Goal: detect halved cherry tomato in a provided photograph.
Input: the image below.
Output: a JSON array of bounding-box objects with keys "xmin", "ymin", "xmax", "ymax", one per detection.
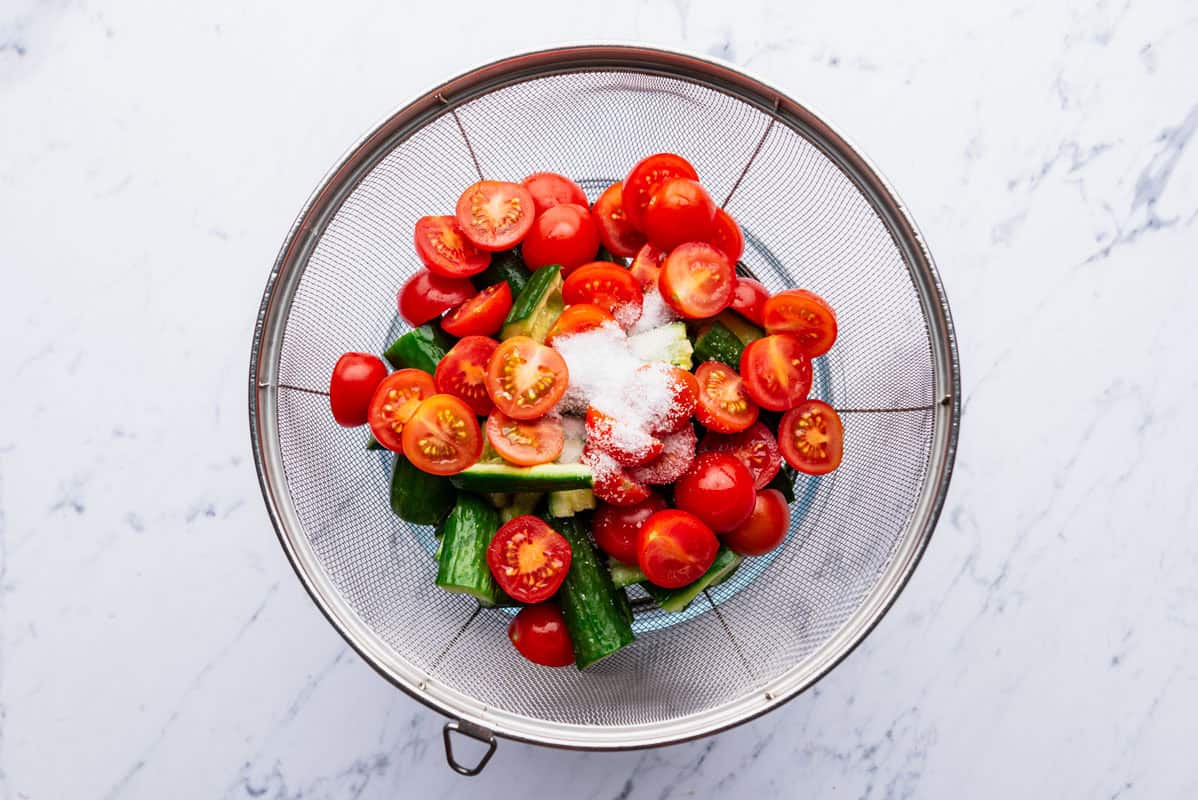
[
  {"xmin": 762, "ymin": 289, "xmax": 838, "ymax": 357},
  {"xmin": 729, "ymin": 277, "xmax": 769, "ymax": 326},
  {"xmin": 366, "ymin": 369, "xmax": 436, "ymax": 452},
  {"xmin": 545, "ymin": 303, "xmax": 617, "ymax": 345},
  {"xmin": 637, "ymin": 364, "xmax": 698, "ymax": 435},
  {"xmin": 455, "ymin": 180, "xmax": 536, "ymax": 251},
  {"xmin": 722, "ymin": 489, "xmax": 790, "ymax": 556},
  {"xmin": 740, "ymin": 334, "xmax": 813, "ymax": 411},
  {"xmin": 694, "ymin": 361, "xmax": 758, "ymax": 433},
  {"xmin": 622, "ymin": 153, "xmax": 699, "ymax": 231},
  {"xmin": 708, "ymin": 208, "xmax": 744, "ymax": 263},
  {"xmin": 582, "ymin": 446, "xmax": 652, "ymax": 507},
  {"xmin": 629, "ymin": 424, "xmax": 697, "ymax": 485},
  {"xmin": 508, "ymin": 603, "xmax": 575, "ymax": 667},
  {"xmin": 329, "ymin": 352, "xmax": 388, "ymax": 427},
  {"xmin": 487, "ymin": 515, "xmax": 572, "ymax": 603},
  {"xmin": 434, "ymin": 336, "xmax": 499, "ymax": 416},
  {"xmin": 398, "ymin": 271, "xmax": 476, "ymax": 326},
  {"xmin": 698, "ymin": 421, "xmax": 782, "ymax": 490},
  {"xmin": 778, "ymin": 399, "xmax": 843, "ymax": 475},
  {"xmin": 591, "ymin": 181, "xmax": 647, "ymax": 258},
  {"xmin": 659, "ymin": 242, "xmax": 735, "ymax": 319},
  {"xmin": 585, "ymin": 407, "xmax": 663, "ymax": 467},
  {"xmin": 637, "ymin": 509, "xmax": 719, "ymax": 589},
  {"xmin": 486, "ymin": 410, "xmax": 564, "ymax": 467},
  {"xmin": 593, "ymin": 491, "xmax": 668, "ymax": 565},
  {"xmin": 485, "ymin": 336, "xmax": 569, "ymax": 420},
  {"xmin": 562, "ymin": 262, "xmax": 642, "ymax": 325},
  {"xmin": 629, "ymin": 243, "xmax": 666, "ymax": 291},
  {"xmin": 674, "ymin": 452, "xmax": 756, "ymax": 533},
  {"xmin": 400, "ymin": 393, "xmax": 483, "ymax": 475},
  {"xmin": 413, "ymin": 215, "xmax": 491, "ymax": 278},
  {"xmin": 441, "ymin": 281, "xmax": 512, "ymax": 338},
  {"xmin": 520, "ymin": 203, "xmax": 600, "ymax": 273},
  {"xmin": 642, "ymin": 178, "xmax": 716, "ymax": 251},
  {"xmin": 522, "ymin": 172, "xmax": 588, "ymax": 216}
]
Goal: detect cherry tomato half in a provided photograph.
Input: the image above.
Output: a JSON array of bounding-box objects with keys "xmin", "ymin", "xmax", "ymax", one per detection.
[
  {"xmin": 643, "ymin": 178, "xmax": 716, "ymax": 251},
  {"xmin": 562, "ymin": 262, "xmax": 643, "ymax": 325},
  {"xmin": 413, "ymin": 215, "xmax": 490, "ymax": 278},
  {"xmin": 400, "ymin": 393, "xmax": 483, "ymax": 475},
  {"xmin": 722, "ymin": 489, "xmax": 790, "ymax": 556},
  {"xmin": 591, "ymin": 181, "xmax": 647, "ymax": 258},
  {"xmin": 455, "ymin": 180, "xmax": 536, "ymax": 251},
  {"xmin": 582, "ymin": 446, "xmax": 652, "ymax": 507},
  {"xmin": 398, "ymin": 271, "xmax": 477, "ymax": 327},
  {"xmin": 441, "ymin": 281, "xmax": 512, "ymax": 338},
  {"xmin": 622, "ymin": 153, "xmax": 699, "ymax": 231},
  {"xmin": 673, "ymin": 452, "xmax": 757, "ymax": 533},
  {"xmin": 740, "ymin": 334, "xmax": 813, "ymax": 411},
  {"xmin": 629, "ymin": 243, "xmax": 667, "ymax": 291},
  {"xmin": 629, "ymin": 424, "xmax": 697, "ymax": 485},
  {"xmin": 593, "ymin": 491, "xmax": 668, "ymax": 565},
  {"xmin": 329, "ymin": 352, "xmax": 388, "ymax": 427},
  {"xmin": 487, "ymin": 515, "xmax": 572, "ymax": 604},
  {"xmin": 637, "ymin": 364, "xmax": 699, "ymax": 435},
  {"xmin": 585, "ymin": 406, "xmax": 664, "ymax": 467},
  {"xmin": 522, "ymin": 172, "xmax": 588, "ymax": 216},
  {"xmin": 659, "ymin": 242, "xmax": 735, "ymax": 319},
  {"xmin": 545, "ymin": 303, "xmax": 617, "ymax": 345},
  {"xmin": 434, "ymin": 335, "xmax": 499, "ymax": 416},
  {"xmin": 729, "ymin": 278, "xmax": 769, "ymax": 326},
  {"xmin": 366, "ymin": 369, "xmax": 436, "ymax": 452},
  {"xmin": 708, "ymin": 208, "xmax": 745, "ymax": 263},
  {"xmin": 778, "ymin": 399, "xmax": 844, "ymax": 475},
  {"xmin": 520, "ymin": 203, "xmax": 600, "ymax": 273},
  {"xmin": 762, "ymin": 289, "xmax": 838, "ymax": 357},
  {"xmin": 694, "ymin": 361, "xmax": 759, "ymax": 433},
  {"xmin": 698, "ymin": 421, "xmax": 782, "ymax": 490},
  {"xmin": 637, "ymin": 509, "xmax": 719, "ymax": 589},
  {"xmin": 485, "ymin": 336, "xmax": 569, "ymax": 420},
  {"xmin": 508, "ymin": 603, "xmax": 575, "ymax": 667},
  {"xmin": 486, "ymin": 410, "xmax": 564, "ymax": 467}
]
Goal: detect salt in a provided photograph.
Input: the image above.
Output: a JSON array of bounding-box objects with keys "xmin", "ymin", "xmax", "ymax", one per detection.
[{"xmin": 629, "ymin": 286, "xmax": 678, "ymax": 334}]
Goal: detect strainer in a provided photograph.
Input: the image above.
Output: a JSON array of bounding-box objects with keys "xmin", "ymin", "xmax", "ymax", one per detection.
[{"xmin": 248, "ymin": 45, "xmax": 960, "ymax": 775}]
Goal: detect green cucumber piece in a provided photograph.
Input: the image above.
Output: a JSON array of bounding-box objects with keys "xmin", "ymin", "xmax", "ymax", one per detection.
[
  {"xmin": 449, "ymin": 462, "xmax": 592, "ymax": 493},
  {"xmin": 389, "ymin": 454, "xmax": 456, "ymax": 525},
  {"xmin": 643, "ymin": 547, "xmax": 743, "ymax": 612},
  {"xmin": 436, "ymin": 493, "xmax": 503, "ymax": 605},
  {"xmin": 384, "ymin": 322, "xmax": 455, "ymax": 373},
  {"xmin": 595, "ymin": 244, "xmax": 628, "ymax": 266},
  {"xmin": 692, "ymin": 321, "xmax": 746, "ymax": 369},
  {"xmin": 607, "ymin": 559, "xmax": 646, "ymax": 589},
  {"xmin": 715, "ymin": 311, "xmax": 764, "ymax": 345},
  {"xmin": 767, "ymin": 464, "xmax": 797, "ymax": 504},
  {"xmin": 501, "ymin": 264, "xmax": 563, "ymax": 342},
  {"xmin": 546, "ymin": 488, "xmax": 596, "ymax": 517},
  {"xmin": 627, "ymin": 321, "xmax": 693, "ymax": 369},
  {"xmin": 550, "ymin": 515, "xmax": 635, "ymax": 668},
  {"xmin": 472, "ymin": 248, "xmax": 530, "ymax": 296},
  {"xmin": 366, "ymin": 435, "xmax": 384, "ymax": 451},
  {"xmin": 500, "ymin": 492, "xmax": 542, "ymax": 523},
  {"xmin": 613, "ymin": 584, "xmax": 634, "ymax": 625}
]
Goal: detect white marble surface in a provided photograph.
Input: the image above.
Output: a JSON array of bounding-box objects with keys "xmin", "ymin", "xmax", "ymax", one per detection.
[{"xmin": 3, "ymin": 0, "xmax": 1197, "ymax": 797}]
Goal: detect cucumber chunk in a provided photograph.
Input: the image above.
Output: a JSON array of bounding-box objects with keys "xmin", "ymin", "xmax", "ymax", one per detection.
[
  {"xmin": 389, "ymin": 454, "xmax": 455, "ymax": 525},
  {"xmin": 436, "ymin": 493, "xmax": 503, "ymax": 605},
  {"xmin": 692, "ymin": 320, "xmax": 745, "ymax": 369},
  {"xmin": 471, "ymin": 248, "xmax": 530, "ymax": 296},
  {"xmin": 628, "ymin": 321, "xmax": 693, "ymax": 369},
  {"xmin": 547, "ymin": 488, "xmax": 596, "ymax": 517},
  {"xmin": 384, "ymin": 322, "xmax": 455, "ymax": 374},
  {"xmin": 607, "ymin": 559, "xmax": 647, "ymax": 589},
  {"xmin": 643, "ymin": 547, "xmax": 743, "ymax": 613},
  {"xmin": 550, "ymin": 514, "xmax": 635, "ymax": 669},
  {"xmin": 501, "ymin": 264, "xmax": 563, "ymax": 342},
  {"xmin": 449, "ymin": 462, "xmax": 592, "ymax": 493}
]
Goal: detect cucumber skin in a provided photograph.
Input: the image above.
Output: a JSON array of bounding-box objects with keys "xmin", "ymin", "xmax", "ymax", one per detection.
[
  {"xmin": 389, "ymin": 454, "xmax": 456, "ymax": 525},
  {"xmin": 692, "ymin": 321, "xmax": 745, "ymax": 370},
  {"xmin": 767, "ymin": 465, "xmax": 798, "ymax": 504},
  {"xmin": 449, "ymin": 463, "xmax": 593, "ymax": 493},
  {"xmin": 472, "ymin": 249, "xmax": 530, "ymax": 296},
  {"xmin": 436, "ymin": 493, "xmax": 502, "ymax": 605},
  {"xmin": 595, "ymin": 244, "xmax": 628, "ymax": 267},
  {"xmin": 551, "ymin": 515, "xmax": 635, "ymax": 669},
  {"xmin": 607, "ymin": 559, "xmax": 647, "ymax": 589},
  {"xmin": 384, "ymin": 323, "xmax": 455, "ymax": 374},
  {"xmin": 501, "ymin": 264, "xmax": 563, "ymax": 342},
  {"xmin": 644, "ymin": 547, "xmax": 743, "ymax": 613},
  {"xmin": 715, "ymin": 311, "xmax": 764, "ymax": 345}
]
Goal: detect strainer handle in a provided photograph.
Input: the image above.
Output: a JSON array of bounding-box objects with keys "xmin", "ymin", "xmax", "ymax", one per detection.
[{"xmin": 443, "ymin": 720, "xmax": 497, "ymax": 776}]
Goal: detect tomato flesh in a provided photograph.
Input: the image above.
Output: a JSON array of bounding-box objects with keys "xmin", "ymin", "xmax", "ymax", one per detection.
[
  {"xmin": 729, "ymin": 278, "xmax": 769, "ymax": 326},
  {"xmin": 508, "ymin": 603, "xmax": 575, "ymax": 667},
  {"xmin": 698, "ymin": 421, "xmax": 782, "ymax": 490},
  {"xmin": 522, "ymin": 172, "xmax": 588, "ymax": 216},
  {"xmin": 329, "ymin": 352, "xmax": 388, "ymax": 427},
  {"xmin": 441, "ymin": 281, "xmax": 512, "ymax": 338},
  {"xmin": 366, "ymin": 369, "xmax": 435, "ymax": 452},
  {"xmin": 485, "ymin": 336, "xmax": 569, "ymax": 420},
  {"xmin": 582, "ymin": 446, "xmax": 652, "ymax": 506},
  {"xmin": 722, "ymin": 489, "xmax": 790, "ymax": 556},
  {"xmin": 629, "ymin": 424, "xmax": 697, "ymax": 485},
  {"xmin": 562, "ymin": 262, "xmax": 643, "ymax": 326},
  {"xmin": 398, "ymin": 271, "xmax": 476, "ymax": 326},
  {"xmin": 593, "ymin": 492, "xmax": 668, "ymax": 564},
  {"xmin": 778, "ymin": 399, "xmax": 844, "ymax": 475},
  {"xmin": 637, "ymin": 509, "xmax": 719, "ymax": 589},
  {"xmin": 486, "ymin": 410, "xmax": 564, "ymax": 467},
  {"xmin": 413, "ymin": 215, "xmax": 490, "ymax": 278},
  {"xmin": 520, "ymin": 203, "xmax": 600, "ymax": 273},
  {"xmin": 591, "ymin": 181, "xmax": 647, "ymax": 258},
  {"xmin": 740, "ymin": 334, "xmax": 813, "ymax": 411},
  {"xmin": 435, "ymin": 336, "xmax": 499, "ymax": 416},
  {"xmin": 762, "ymin": 289, "xmax": 838, "ymax": 357},
  {"xmin": 642, "ymin": 178, "xmax": 716, "ymax": 251},
  {"xmin": 622, "ymin": 153, "xmax": 699, "ymax": 231},
  {"xmin": 400, "ymin": 393, "xmax": 483, "ymax": 475},
  {"xmin": 658, "ymin": 242, "xmax": 735, "ymax": 319},
  {"xmin": 545, "ymin": 303, "xmax": 617, "ymax": 345},
  {"xmin": 487, "ymin": 515, "xmax": 572, "ymax": 603},
  {"xmin": 708, "ymin": 208, "xmax": 745, "ymax": 263},
  {"xmin": 629, "ymin": 243, "xmax": 666, "ymax": 291},
  {"xmin": 673, "ymin": 452, "xmax": 757, "ymax": 533},
  {"xmin": 694, "ymin": 361, "xmax": 758, "ymax": 433},
  {"xmin": 455, "ymin": 180, "xmax": 536, "ymax": 251}
]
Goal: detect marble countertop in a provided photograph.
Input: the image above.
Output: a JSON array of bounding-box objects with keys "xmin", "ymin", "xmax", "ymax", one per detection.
[{"xmin": 3, "ymin": 0, "xmax": 1197, "ymax": 797}]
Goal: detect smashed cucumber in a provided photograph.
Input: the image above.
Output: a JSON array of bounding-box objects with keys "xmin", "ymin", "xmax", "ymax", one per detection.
[
  {"xmin": 472, "ymin": 248, "xmax": 530, "ymax": 296},
  {"xmin": 500, "ymin": 264, "xmax": 563, "ymax": 342},
  {"xmin": 550, "ymin": 514, "xmax": 635, "ymax": 669},
  {"xmin": 547, "ymin": 489, "xmax": 596, "ymax": 517},
  {"xmin": 389, "ymin": 454, "xmax": 455, "ymax": 525},
  {"xmin": 628, "ymin": 322, "xmax": 693, "ymax": 369},
  {"xmin": 713, "ymin": 311, "xmax": 764, "ymax": 345},
  {"xmin": 383, "ymin": 322, "xmax": 455, "ymax": 374},
  {"xmin": 692, "ymin": 320, "xmax": 745, "ymax": 369},
  {"xmin": 435, "ymin": 493, "xmax": 503, "ymax": 605},
  {"xmin": 607, "ymin": 559, "xmax": 647, "ymax": 589},
  {"xmin": 643, "ymin": 547, "xmax": 743, "ymax": 613},
  {"xmin": 500, "ymin": 492, "xmax": 542, "ymax": 523},
  {"xmin": 449, "ymin": 462, "xmax": 592, "ymax": 493}
]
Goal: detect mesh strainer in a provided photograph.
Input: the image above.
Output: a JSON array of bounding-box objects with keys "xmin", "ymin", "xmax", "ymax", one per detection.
[{"xmin": 248, "ymin": 45, "xmax": 960, "ymax": 774}]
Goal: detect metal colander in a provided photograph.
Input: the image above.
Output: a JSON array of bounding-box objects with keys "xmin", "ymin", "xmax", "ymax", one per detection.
[{"xmin": 249, "ymin": 45, "xmax": 960, "ymax": 773}]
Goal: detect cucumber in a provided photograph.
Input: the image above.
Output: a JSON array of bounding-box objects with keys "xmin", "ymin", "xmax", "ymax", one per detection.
[
  {"xmin": 366, "ymin": 435, "xmax": 384, "ymax": 451},
  {"xmin": 607, "ymin": 559, "xmax": 646, "ymax": 589},
  {"xmin": 627, "ymin": 321, "xmax": 693, "ymax": 369},
  {"xmin": 449, "ymin": 462, "xmax": 592, "ymax": 493},
  {"xmin": 389, "ymin": 454, "xmax": 456, "ymax": 525},
  {"xmin": 557, "ymin": 415, "xmax": 586, "ymax": 465},
  {"xmin": 436, "ymin": 493, "xmax": 503, "ymax": 605},
  {"xmin": 767, "ymin": 464, "xmax": 798, "ymax": 504},
  {"xmin": 692, "ymin": 320, "xmax": 745, "ymax": 369},
  {"xmin": 550, "ymin": 515, "xmax": 635, "ymax": 668},
  {"xmin": 613, "ymin": 584, "xmax": 634, "ymax": 625},
  {"xmin": 472, "ymin": 248, "xmax": 530, "ymax": 296},
  {"xmin": 595, "ymin": 244, "xmax": 628, "ymax": 267},
  {"xmin": 643, "ymin": 547, "xmax": 743, "ymax": 612},
  {"xmin": 485, "ymin": 492, "xmax": 512, "ymax": 509},
  {"xmin": 500, "ymin": 264, "xmax": 563, "ymax": 342},
  {"xmin": 384, "ymin": 322, "xmax": 455, "ymax": 374},
  {"xmin": 714, "ymin": 311, "xmax": 764, "ymax": 345},
  {"xmin": 500, "ymin": 492, "xmax": 542, "ymax": 523},
  {"xmin": 547, "ymin": 488, "xmax": 596, "ymax": 517}
]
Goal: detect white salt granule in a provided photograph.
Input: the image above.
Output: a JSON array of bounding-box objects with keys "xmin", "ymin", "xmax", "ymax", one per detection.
[{"xmin": 629, "ymin": 286, "xmax": 678, "ymax": 334}]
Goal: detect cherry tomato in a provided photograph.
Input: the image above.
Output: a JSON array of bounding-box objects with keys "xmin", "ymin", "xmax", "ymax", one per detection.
[
  {"xmin": 708, "ymin": 208, "xmax": 744, "ymax": 263},
  {"xmin": 762, "ymin": 289, "xmax": 838, "ymax": 357},
  {"xmin": 622, "ymin": 153, "xmax": 699, "ymax": 231},
  {"xmin": 582, "ymin": 446, "xmax": 652, "ymax": 507},
  {"xmin": 545, "ymin": 303, "xmax": 617, "ymax": 345},
  {"xmin": 585, "ymin": 407, "xmax": 664, "ymax": 467},
  {"xmin": 629, "ymin": 424, "xmax": 697, "ymax": 485},
  {"xmin": 486, "ymin": 410, "xmax": 564, "ymax": 467},
  {"xmin": 441, "ymin": 281, "xmax": 512, "ymax": 338},
  {"xmin": 638, "ymin": 364, "xmax": 698, "ymax": 435},
  {"xmin": 593, "ymin": 492, "xmax": 668, "ymax": 564},
  {"xmin": 508, "ymin": 603, "xmax": 575, "ymax": 667},
  {"xmin": 637, "ymin": 509, "xmax": 719, "ymax": 589},
  {"xmin": 398, "ymin": 271, "xmax": 477, "ymax": 326},
  {"xmin": 698, "ymin": 421, "xmax": 782, "ymax": 490},
  {"xmin": 434, "ymin": 336, "xmax": 499, "ymax": 416},
  {"xmin": 694, "ymin": 361, "xmax": 758, "ymax": 433},
  {"xmin": 778, "ymin": 399, "xmax": 844, "ymax": 475},
  {"xmin": 591, "ymin": 181, "xmax": 647, "ymax": 258},
  {"xmin": 366, "ymin": 369, "xmax": 436, "ymax": 451},
  {"xmin": 485, "ymin": 336, "xmax": 569, "ymax": 420},
  {"xmin": 522, "ymin": 172, "xmax": 588, "ymax": 216},
  {"xmin": 487, "ymin": 515, "xmax": 572, "ymax": 603},
  {"xmin": 400, "ymin": 393, "xmax": 483, "ymax": 475},
  {"xmin": 729, "ymin": 278, "xmax": 769, "ymax": 326},
  {"xmin": 722, "ymin": 489, "xmax": 790, "ymax": 556},
  {"xmin": 520, "ymin": 203, "xmax": 600, "ymax": 273},
  {"xmin": 629, "ymin": 243, "xmax": 666, "ymax": 291},
  {"xmin": 659, "ymin": 242, "xmax": 735, "ymax": 319},
  {"xmin": 329, "ymin": 352, "xmax": 388, "ymax": 427},
  {"xmin": 674, "ymin": 452, "xmax": 756, "ymax": 533},
  {"xmin": 740, "ymin": 334, "xmax": 813, "ymax": 411},
  {"xmin": 642, "ymin": 178, "xmax": 716, "ymax": 251},
  {"xmin": 562, "ymin": 262, "xmax": 642, "ymax": 325},
  {"xmin": 455, "ymin": 180, "xmax": 536, "ymax": 251},
  {"xmin": 413, "ymin": 215, "xmax": 491, "ymax": 278}
]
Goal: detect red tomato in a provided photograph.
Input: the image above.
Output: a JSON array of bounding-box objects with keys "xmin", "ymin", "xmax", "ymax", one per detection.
[
  {"xmin": 642, "ymin": 178, "xmax": 716, "ymax": 251},
  {"xmin": 485, "ymin": 410, "xmax": 564, "ymax": 467},
  {"xmin": 593, "ymin": 492, "xmax": 668, "ymax": 564},
  {"xmin": 400, "ymin": 394, "xmax": 483, "ymax": 475},
  {"xmin": 694, "ymin": 361, "xmax": 758, "ymax": 433},
  {"xmin": 591, "ymin": 181, "xmax": 647, "ymax": 258},
  {"xmin": 562, "ymin": 262, "xmax": 643, "ymax": 324},
  {"xmin": 629, "ymin": 243, "xmax": 666, "ymax": 290},
  {"xmin": 582, "ymin": 446, "xmax": 652, "ymax": 507},
  {"xmin": 637, "ymin": 509, "xmax": 719, "ymax": 589},
  {"xmin": 708, "ymin": 209, "xmax": 744, "ymax": 263},
  {"xmin": 441, "ymin": 281, "xmax": 512, "ymax": 338},
  {"xmin": 508, "ymin": 603, "xmax": 575, "ymax": 667},
  {"xmin": 629, "ymin": 424, "xmax": 697, "ymax": 485},
  {"xmin": 455, "ymin": 180, "xmax": 536, "ymax": 251},
  {"xmin": 413, "ymin": 215, "xmax": 491, "ymax": 278},
  {"xmin": 520, "ymin": 203, "xmax": 600, "ymax": 273},
  {"xmin": 698, "ymin": 421, "xmax": 782, "ymax": 490},
  {"xmin": 658, "ymin": 242, "xmax": 735, "ymax": 319},
  {"xmin": 398, "ymin": 271, "xmax": 476, "ymax": 326},
  {"xmin": 485, "ymin": 336, "xmax": 569, "ymax": 420},
  {"xmin": 545, "ymin": 303, "xmax": 617, "ymax": 345},
  {"xmin": 674, "ymin": 452, "xmax": 756, "ymax": 533},
  {"xmin": 722, "ymin": 489, "xmax": 790, "ymax": 556},
  {"xmin": 730, "ymin": 278, "xmax": 769, "ymax": 326},
  {"xmin": 522, "ymin": 172, "xmax": 588, "ymax": 216},
  {"xmin": 434, "ymin": 336, "xmax": 499, "ymax": 416},
  {"xmin": 329, "ymin": 352, "xmax": 388, "ymax": 427},
  {"xmin": 622, "ymin": 153, "xmax": 699, "ymax": 231},
  {"xmin": 585, "ymin": 407, "xmax": 663, "ymax": 467},
  {"xmin": 487, "ymin": 515, "xmax": 572, "ymax": 603},
  {"xmin": 638, "ymin": 364, "xmax": 698, "ymax": 435},
  {"xmin": 740, "ymin": 334, "xmax": 813, "ymax": 411},
  {"xmin": 366, "ymin": 369, "xmax": 436, "ymax": 452},
  {"xmin": 778, "ymin": 399, "xmax": 844, "ymax": 475},
  {"xmin": 762, "ymin": 289, "xmax": 838, "ymax": 357}
]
